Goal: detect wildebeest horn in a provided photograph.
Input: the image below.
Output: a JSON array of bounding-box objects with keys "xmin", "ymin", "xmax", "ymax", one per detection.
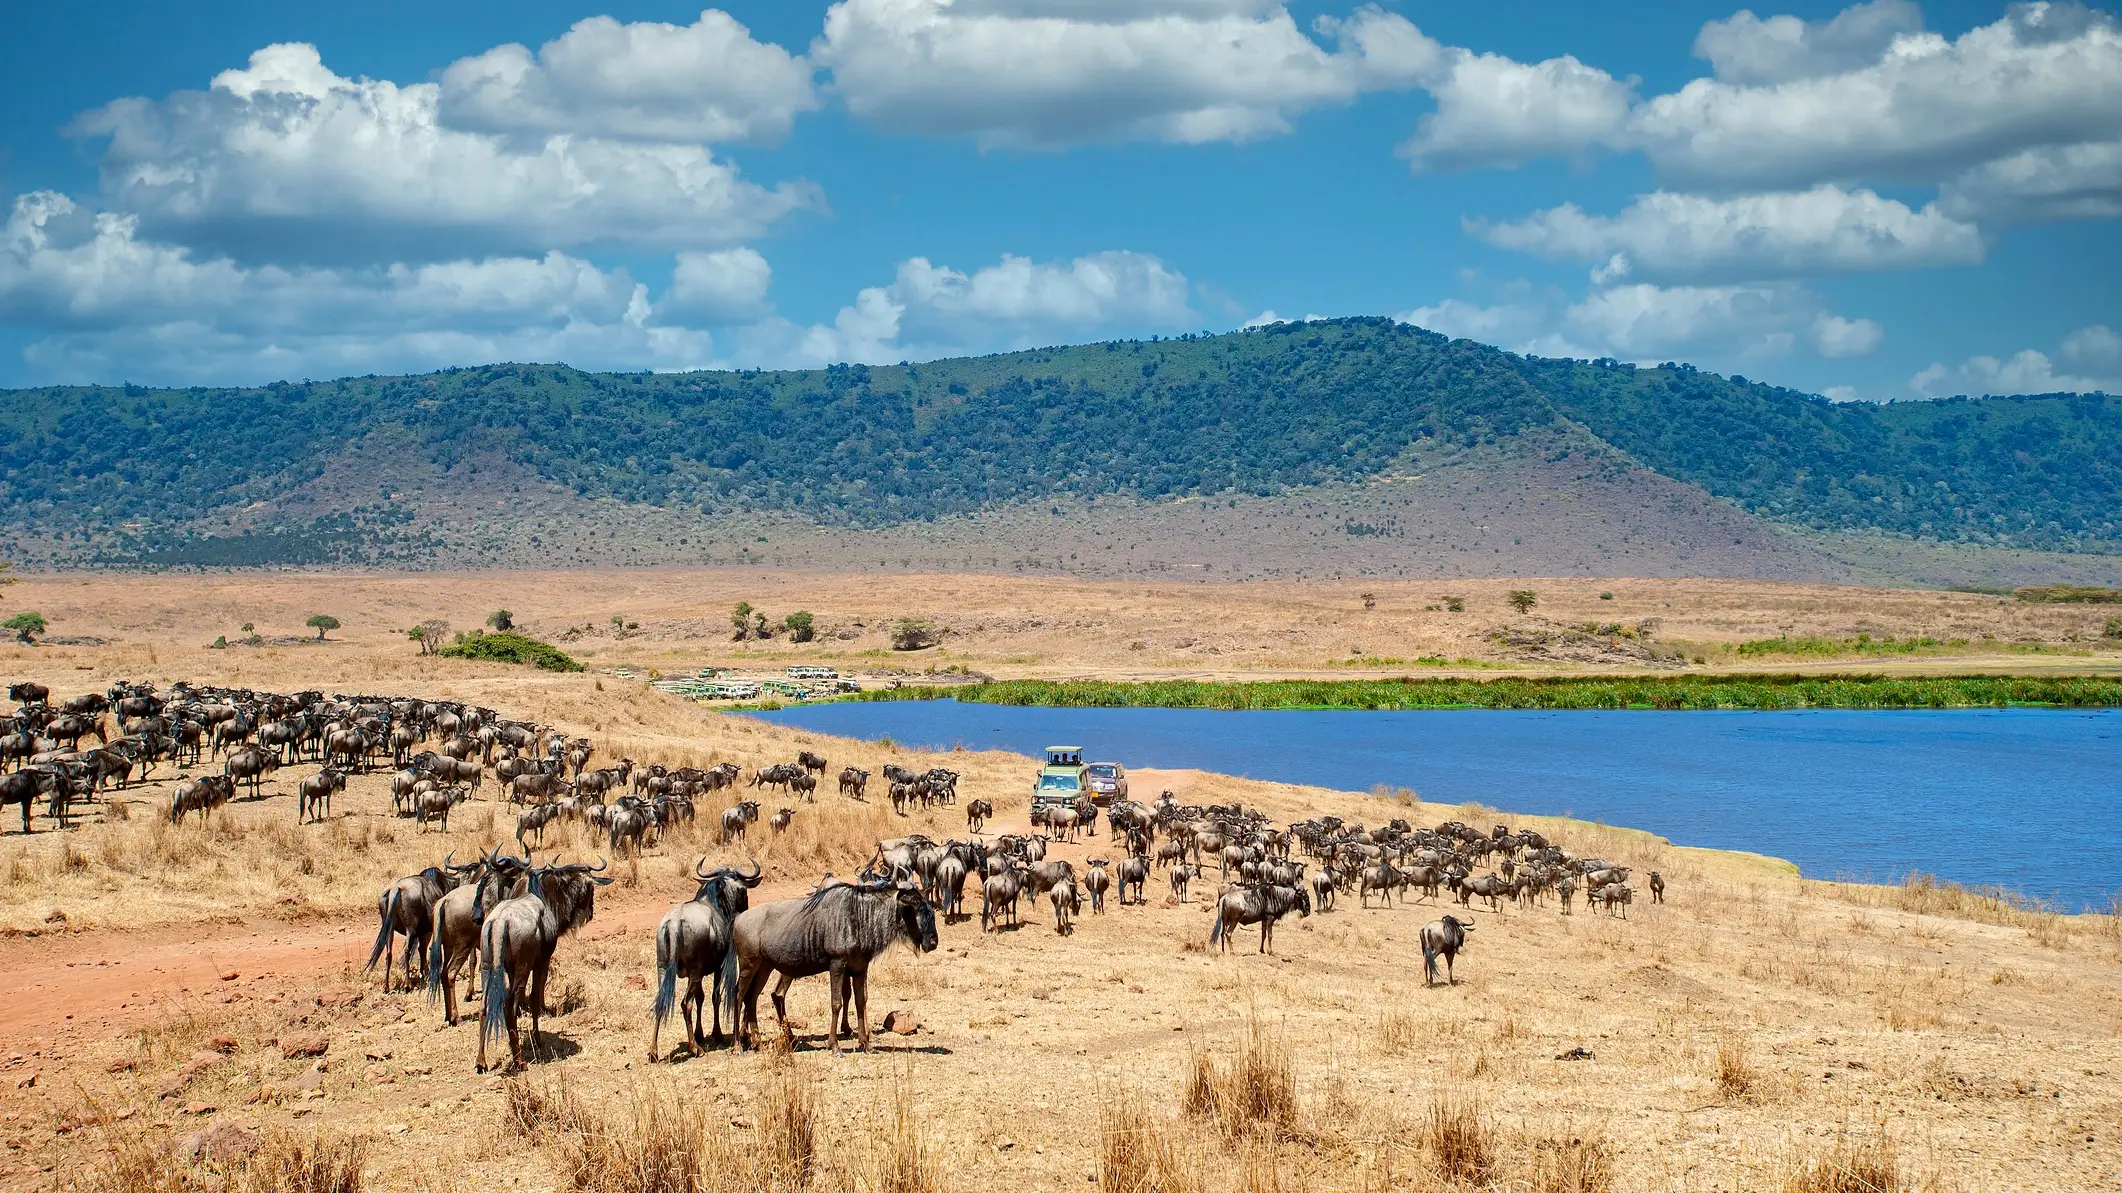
[
  {"xmin": 695, "ymin": 856, "xmax": 713, "ymax": 880},
  {"xmin": 589, "ymin": 856, "xmax": 608, "ymax": 873},
  {"xmin": 739, "ymin": 855, "xmax": 762, "ymax": 884}
]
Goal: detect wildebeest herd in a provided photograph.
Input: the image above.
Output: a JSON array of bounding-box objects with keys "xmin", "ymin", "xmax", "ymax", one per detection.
[{"xmin": 6, "ymin": 678, "xmax": 1659, "ymax": 1073}]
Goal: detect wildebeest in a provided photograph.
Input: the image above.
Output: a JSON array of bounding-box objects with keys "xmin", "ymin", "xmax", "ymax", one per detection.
[
  {"xmin": 839, "ymin": 767, "xmax": 869, "ymax": 800},
  {"xmin": 1310, "ymin": 867, "xmax": 1336, "ymax": 913},
  {"xmin": 966, "ymin": 798, "xmax": 993, "ymax": 833},
  {"xmin": 368, "ymin": 859, "xmax": 466, "ymax": 993},
  {"xmin": 797, "ymin": 750, "xmax": 828, "ymax": 777},
  {"xmin": 1050, "ymin": 877, "xmax": 1079, "ymax": 936},
  {"xmin": 477, "ymin": 859, "xmax": 611, "ymax": 1071},
  {"xmin": 720, "ymin": 800, "xmax": 760, "ymax": 844},
  {"xmin": 168, "ymin": 775, "xmax": 235, "ymax": 826},
  {"xmin": 770, "ymin": 807, "xmax": 795, "ymax": 834},
  {"xmin": 1420, "ymin": 914, "xmax": 1474, "ymax": 985},
  {"xmin": 1082, "ymin": 859, "xmax": 1111, "ymax": 912},
  {"xmin": 650, "ymin": 858, "xmax": 764, "ymax": 1060},
  {"xmin": 222, "ymin": 744, "xmax": 278, "ymax": 798},
  {"xmin": 933, "ymin": 854, "xmax": 971, "ymax": 922},
  {"xmin": 296, "ymin": 767, "xmax": 346, "ymax": 823},
  {"xmin": 1115, "ymin": 856, "xmax": 1150, "ymax": 906},
  {"xmin": 7, "ymin": 683, "xmax": 49, "ymax": 705},
  {"xmin": 425, "ymin": 850, "xmax": 527, "ymax": 1026},
  {"xmin": 1170, "ymin": 862, "xmax": 1199, "ymax": 904},
  {"xmin": 981, "ymin": 867, "xmax": 1022, "ymax": 932},
  {"xmin": 731, "ymin": 877, "xmax": 939, "ymax": 1055},
  {"xmin": 0, "ymin": 767, "xmax": 50, "ymax": 833},
  {"xmin": 417, "ymin": 785, "xmax": 469, "ymax": 832},
  {"xmin": 1209, "ymin": 884, "xmax": 1311, "ymax": 955},
  {"xmin": 1648, "ymin": 871, "xmax": 1665, "ymax": 903},
  {"xmin": 1599, "ymin": 883, "xmax": 1634, "ymax": 918}
]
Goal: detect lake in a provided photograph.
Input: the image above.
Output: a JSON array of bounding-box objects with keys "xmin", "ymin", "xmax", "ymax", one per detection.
[{"xmin": 749, "ymin": 701, "xmax": 2122, "ymax": 909}]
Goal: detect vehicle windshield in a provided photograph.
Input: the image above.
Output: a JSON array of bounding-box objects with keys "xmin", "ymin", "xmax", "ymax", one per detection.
[
  {"xmin": 1037, "ymin": 773, "xmax": 1081, "ymax": 791},
  {"xmin": 1087, "ymin": 764, "xmax": 1119, "ymax": 778}
]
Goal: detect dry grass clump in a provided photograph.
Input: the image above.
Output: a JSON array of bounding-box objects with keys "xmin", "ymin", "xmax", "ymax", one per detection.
[
  {"xmin": 504, "ymin": 1072, "xmax": 592, "ymax": 1139},
  {"xmin": 1180, "ymin": 1017, "xmax": 1299, "ymax": 1140},
  {"xmin": 1524, "ymin": 1132, "xmax": 1615, "ymax": 1193},
  {"xmin": 234, "ymin": 1132, "xmax": 369, "ymax": 1193},
  {"xmin": 1422, "ymin": 1093, "xmax": 1493, "ymax": 1185},
  {"xmin": 1781, "ymin": 1127, "xmax": 1905, "ymax": 1193},
  {"xmin": 758, "ymin": 1058, "xmax": 820, "ymax": 1189},
  {"xmin": 1100, "ymin": 1089, "xmax": 1205, "ymax": 1193},
  {"xmin": 1717, "ymin": 1035, "xmax": 1759, "ymax": 1101},
  {"xmin": 874, "ymin": 1074, "xmax": 947, "ymax": 1193},
  {"xmin": 556, "ymin": 1084, "xmax": 721, "ymax": 1193}
]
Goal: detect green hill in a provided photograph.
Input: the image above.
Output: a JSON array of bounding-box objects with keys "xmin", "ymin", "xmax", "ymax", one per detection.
[{"xmin": 3, "ymin": 317, "xmax": 2117, "ymax": 564}]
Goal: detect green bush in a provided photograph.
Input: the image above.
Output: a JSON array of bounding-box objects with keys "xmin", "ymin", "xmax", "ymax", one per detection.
[
  {"xmin": 784, "ymin": 610, "xmax": 815, "ymax": 642},
  {"xmin": 438, "ymin": 631, "xmax": 584, "ymax": 672}
]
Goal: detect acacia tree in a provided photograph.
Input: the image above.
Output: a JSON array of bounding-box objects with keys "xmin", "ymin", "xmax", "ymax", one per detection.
[
  {"xmin": 407, "ymin": 619, "xmax": 449, "ymax": 654},
  {"xmin": 1507, "ymin": 590, "xmax": 1538, "ymax": 615},
  {"xmin": 783, "ymin": 610, "xmax": 815, "ymax": 643},
  {"xmin": 731, "ymin": 601, "xmax": 755, "ymax": 641},
  {"xmin": 306, "ymin": 614, "xmax": 341, "ymax": 641},
  {"xmin": 487, "ymin": 610, "xmax": 514, "ymax": 632},
  {"xmin": 4, "ymin": 612, "xmax": 48, "ymax": 644}
]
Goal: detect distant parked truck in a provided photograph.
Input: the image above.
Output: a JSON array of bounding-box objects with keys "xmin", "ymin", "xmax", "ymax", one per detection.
[{"xmin": 788, "ymin": 665, "xmax": 839, "ymax": 680}]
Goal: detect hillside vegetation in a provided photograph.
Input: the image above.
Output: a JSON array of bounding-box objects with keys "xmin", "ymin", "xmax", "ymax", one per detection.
[{"xmin": 4, "ymin": 318, "xmax": 2117, "ymax": 562}]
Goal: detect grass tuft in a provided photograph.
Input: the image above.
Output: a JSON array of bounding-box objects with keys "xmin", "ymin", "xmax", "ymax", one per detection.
[{"xmin": 1422, "ymin": 1093, "xmax": 1493, "ymax": 1185}]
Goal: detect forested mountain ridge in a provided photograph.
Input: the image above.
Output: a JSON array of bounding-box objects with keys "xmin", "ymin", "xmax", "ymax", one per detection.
[{"xmin": 3, "ymin": 317, "xmax": 2117, "ymax": 562}]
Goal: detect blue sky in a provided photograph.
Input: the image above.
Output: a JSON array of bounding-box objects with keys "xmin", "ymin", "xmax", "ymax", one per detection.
[{"xmin": 2, "ymin": 0, "xmax": 2118, "ymax": 399}]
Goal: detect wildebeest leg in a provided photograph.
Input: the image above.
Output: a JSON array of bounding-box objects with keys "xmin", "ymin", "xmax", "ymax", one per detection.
[
  {"xmin": 683, "ymin": 975, "xmax": 705, "ymax": 1053},
  {"xmin": 825, "ymin": 961, "xmax": 849, "ymax": 1056},
  {"xmin": 1260, "ymin": 919, "xmax": 1272, "ymax": 955},
  {"xmin": 769, "ymin": 972, "xmax": 798, "ymax": 1048},
  {"xmin": 853, "ymin": 966, "xmax": 872, "ymax": 1053},
  {"xmin": 528, "ymin": 959, "xmax": 550, "ymax": 1062}
]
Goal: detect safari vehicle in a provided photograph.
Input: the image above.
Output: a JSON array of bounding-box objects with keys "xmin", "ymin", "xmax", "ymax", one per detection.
[
  {"xmin": 1084, "ymin": 761, "xmax": 1128, "ymax": 805},
  {"xmin": 788, "ymin": 665, "xmax": 839, "ymax": 680},
  {"xmin": 1032, "ymin": 745, "xmax": 1089, "ymax": 813}
]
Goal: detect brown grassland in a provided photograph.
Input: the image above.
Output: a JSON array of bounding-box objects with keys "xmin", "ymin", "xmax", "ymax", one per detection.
[{"xmin": 0, "ymin": 572, "xmax": 2117, "ymax": 1192}]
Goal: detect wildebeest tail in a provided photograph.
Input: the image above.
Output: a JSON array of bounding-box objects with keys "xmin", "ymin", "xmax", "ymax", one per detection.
[
  {"xmin": 1208, "ymin": 905, "xmax": 1226, "ymax": 946},
  {"xmin": 424, "ymin": 906, "xmax": 447, "ymax": 1003},
  {"xmin": 717, "ymin": 933, "xmax": 740, "ymax": 1028},
  {"xmin": 480, "ymin": 923, "xmax": 510, "ymax": 1053},
  {"xmin": 1421, "ymin": 937, "xmax": 1438, "ymax": 983},
  {"xmin": 365, "ymin": 890, "xmax": 399, "ymax": 973},
  {"xmin": 651, "ymin": 921, "xmax": 679, "ymax": 1031}
]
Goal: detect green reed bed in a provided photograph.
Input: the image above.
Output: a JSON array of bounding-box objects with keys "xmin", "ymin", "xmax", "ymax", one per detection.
[{"xmin": 847, "ymin": 673, "xmax": 2122, "ymax": 712}]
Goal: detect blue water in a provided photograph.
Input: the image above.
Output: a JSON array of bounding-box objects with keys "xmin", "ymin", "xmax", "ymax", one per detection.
[{"xmin": 750, "ymin": 701, "xmax": 2122, "ymax": 909}]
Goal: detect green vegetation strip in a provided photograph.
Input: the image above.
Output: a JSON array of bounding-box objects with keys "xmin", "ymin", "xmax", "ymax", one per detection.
[
  {"xmin": 437, "ymin": 631, "xmax": 584, "ymax": 672},
  {"xmin": 847, "ymin": 674, "xmax": 2122, "ymax": 711}
]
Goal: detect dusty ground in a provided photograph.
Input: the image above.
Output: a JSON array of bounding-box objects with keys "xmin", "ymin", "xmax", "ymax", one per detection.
[
  {"xmin": 5, "ymin": 570, "xmax": 2119, "ymax": 684},
  {"xmin": 0, "ymin": 636, "xmax": 2118, "ymax": 1192}
]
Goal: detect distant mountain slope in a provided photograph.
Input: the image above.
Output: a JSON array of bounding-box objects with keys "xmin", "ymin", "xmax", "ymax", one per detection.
[{"xmin": 3, "ymin": 318, "xmax": 2117, "ymax": 567}]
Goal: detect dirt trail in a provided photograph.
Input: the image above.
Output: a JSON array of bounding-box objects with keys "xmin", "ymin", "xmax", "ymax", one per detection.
[{"xmin": 0, "ymin": 809, "xmax": 1068, "ymax": 1044}]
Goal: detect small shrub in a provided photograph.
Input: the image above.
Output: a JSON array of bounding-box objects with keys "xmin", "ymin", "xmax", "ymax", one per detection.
[
  {"xmin": 234, "ymin": 1131, "xmax": 367, "ymax": 1193},
  {"xmin": 875, "ymin": 1075, "xmax": 945, "ymax": 1193},
  {"xmin": 438, "ymin": 631, "xmax": 583, "ymax": 672},
  {"xmin": 1782, "ymin": 1128, "xmax": 1904, "ymax": 1193},
  {"xmin": 1181, "ymin": 1018, "xmax": 1297, "ymax": 1139},
  {"xmin": 486, "ymin": 609, "xmax": 514, "ymax": 631},
  {"xmin": 783, "ymin": 611, "xmax": 815, "ymax": 643},
  {"xmin": 890, "ymin": 617, "xmax": 944, "ymax": 651},
  {"xmin": 758, "ymin": 1061, "xmax": 818, "ymax": 1188},
  {"xmin": 2106, "ymin": 614, "xmax": 2122, "ymax": 640},
  {"xmin": 1508, "ymin": 590, "xmax": 1538, "ymax": 615},
  {"xmin": 1526, "ymin": 1134, "xmax": 1615, "ymax": 1193},
  {"xmin": 1100, "ymin": 1090, "xmax": 1202, "ymax": 1193}
]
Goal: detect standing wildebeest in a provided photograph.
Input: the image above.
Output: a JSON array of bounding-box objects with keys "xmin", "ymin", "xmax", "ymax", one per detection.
[
  {"xmin": 1648, "ymin": 871, "xmax": 1665, "ymax": 903},
  {"xmin": 1420, "ymin": 915, "xmax": 1474, "ymax": 986},
  {"xmin": 1169, "ymin": 862, "xmax": 1199, "ymax": 904},
  {"xmin": 1310, "ymin": 867, "xmax": 1337, "ymax": 913},
  {"xmin": 7, "ymin": 683, "xmax": 49, "ymax": 705},
  {"xmin": 789, "ymin": 772, "xmax": 817, "ymax": 802},
  {"xmin": 731, "ymin": 877, "xmax": 938, "ymax": 1055},
  {"xmin": 966, "ymin": 798, "xmax": 993, "ymax": 833},
  {"xmin": 417, "ymin": 785, "xmax": 468, "ymax": 832},
  {"xmin": 797, "ymin": 750, "xmax": 828, "ymax": 778},
  {"xmin": 1050, "ymin": 877, "xmax": 1079, "ymax": 936},
  {"xmin": 1081, "ymin": 859, "xmax": 1111, "ymax": 912},
  {"xmin": 1599, "ymin": 883, "xmax": 1634, "ymax": 918},
  {"xmin": 477, "ymin": 859, "xmax": 611, "ymax": 1072},
  {"xmin": 720, "ymin": 801, "xmax": 760, "ymax": 844},
  {"xmin": 367, "ymin": 859, "xmax": 466, "ymax": 993},
  {"xmin": 839, "ymin": 767, "xmax": 869, "ymax": 800},
  {"xmin": 1115, "ymin": 856, "xmax": 1150, "ymax": 906},
  {"xmin": 223, "ymin": 745, "xmax": 278, "ymax": 799},
  {"xmin": 297, "ymin": 768, "xmax": 346, "ymax": 823},
  {"xmin": 981, "ymin": 867, "xmax": 1022, "ymax": 932},
  {"xmin": 650, "ymin": 858, "xmax": 765, "ymax": 1060},
  {"xmin": 770, "ymin": 807, "xmax": 796, "ymax": 834},
  {"xmin": 1209, "ymin": 884, "xmax": 1311, "ymax": 955},
  {"xmin": 425, "ymin": 850, "xmax": 526, "ymax": 1026},
  {"xmin": 933, "ymin": 854, "xmax": 971, "ymax": 922},
  {"xmin": 0, "ymin": 767, "xmax": 52, "ymax": 833},
  {"xmin": 168, "ymin": 775, "xmax": 235, "ymax": 826}
]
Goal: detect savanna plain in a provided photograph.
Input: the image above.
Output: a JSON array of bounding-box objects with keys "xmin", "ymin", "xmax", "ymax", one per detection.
[{"xmin": 0, "ymin": 570, "xmax": 2118, "ymax": 1193}]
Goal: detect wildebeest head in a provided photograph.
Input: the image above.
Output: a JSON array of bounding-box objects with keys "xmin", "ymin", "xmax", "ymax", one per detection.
[
  {"xmin": 691, "ymin": 855, "xmax": 764, "ymax": 911},
  {"xmin": 895, "ymin": 880, "xmax": 939, "ymax": 953}
]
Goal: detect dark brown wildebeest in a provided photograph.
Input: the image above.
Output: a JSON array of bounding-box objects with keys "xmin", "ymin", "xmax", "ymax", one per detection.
[
  {"xmin": 797, "ymin": 750, "xmax": 827, "ymax": 777},
  {"xmin": 7, "ymin": 683, "xmax": 49, "ymax": 706},
  {"xmin": 1420, "ymin": 914, "xmax": 1474, "ymax": 986},
  {"xmin": 1116, "ymin": 856, "xmax": 1150, "ymax": 905},
  {"xmin": 1648, "ymin": 871, "xmax": 1665, "ymax": 903},
  {"xmin": 965, "ymin": 798, "xmax": 992, "ymax": 833},
  {"xmin": 169, "ymin": 775, "xmax": 235, "ymax": 826},
  {"xmin": 297, "ymin": 767, "xmax": 346, "ymax": 823},
  {"xmin": 1209, "ymin": 883, "xmax": 1311, "ymax": 955},
  {"xmin": 1082, "ymin": 859, "xmax": 1111, "ymax": 912},
  {"xmin": 425, "ymin": 850, "xmax": 524, "ymax": 1026},
  {"xmin": 650, "ymin": 858, "xmax": 764, "ymax": 1060},
  {"xmin": 368, "ymin": 859, "xmax": 466, "ymax": 994},
  {"xmin": 1050, "ymin": 877, "xmax": 1079, "ymax": 936},
  {"xmin": 476, "ymin": 859, "xmax": 611, "ymax": 1072},
  {"xmin": 838, "ymin": 767, "xmax": 869, "ymax": 800},
  {"xmin": 731, "ymin": 876, "xmax": 938, "ymax": 1055},
  {"xmin": 0, "ymin": 767, "xmax": 51, "ymax": 832}
]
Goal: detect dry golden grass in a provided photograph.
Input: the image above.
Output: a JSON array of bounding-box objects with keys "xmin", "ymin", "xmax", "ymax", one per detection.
[
  {"xmin": 1719, "ymin": 1034, "xmax": 1760, "ymax": 1102},
  {"xmin": 1100, "ymin": 1090, "xmax": 1206, "ymax": 1193},
  {"xmin": 1421, "ymin": 1093, "xmax": 1494, "ymax": 1186},
  {"xmin": 1779, "ymin": 1126, "xmax": 1907, "ymax": 1193},
  {"xmin": 873, "ymin": 1074, "xmax": 947, "ymax": 1193},
  {"xmin": 1523, "ymin": 1132, "xmax": 1615, "ymax": 1193}
]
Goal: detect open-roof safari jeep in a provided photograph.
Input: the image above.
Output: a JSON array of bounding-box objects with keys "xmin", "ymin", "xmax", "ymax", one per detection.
[{"xmin": 1032, "ymin": 745, "xmax": 1088, "ymax": 813}]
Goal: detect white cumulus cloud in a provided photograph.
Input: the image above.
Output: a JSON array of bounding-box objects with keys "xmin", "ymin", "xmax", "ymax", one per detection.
[
  {"xmin": 1941, "ymin": 138, "xmax": 2122, "ymax": 223},
  {"xmin": 811, "ymin": 0, "xmax": 1432, "ymax": 148},
  {"xmin": 0, "ymin": 190, "xmax": 715, "ymax": 384},
  {"xmin": 1398, "ymin": 49, "xmax": 1634, "ymax": 171},
  {"xmin": 658, "ymin": 248, "xmax": 775, "ymax": 325},
  {"xmin": 747, "ymin": 250, "xmax": 1196, "ymax": 365},
  {"xmin": 1403, "ymin": 279, "xmax": 1882, "ymax": 369},
  {"xmin": 439, "ymin": 10, "xmax": 818, "ymax": 146},
  {"xmin": 1692, "ymin": 0, "xmax": 1924, "ymax": 84},
  {"xmin": 69, "ymin": 42, "xmax": 819, "ymax": 266},
  {"xmin": 1910, "ymin": 323, "xmax": 2122, "ymax": 396},
  {"xmin": 1473, "ymin": 186, "xmax": 1983, "ymax": 283},
  {"xmin": 1633, "ymin": 3, "xmax": 2122, "ymax": 192}
]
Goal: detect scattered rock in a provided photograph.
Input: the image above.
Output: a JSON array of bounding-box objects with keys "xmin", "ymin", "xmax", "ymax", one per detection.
[
  {"xmin": 178, "ymin": 1122, "xmax": 259, "ymax": 1165},
  {"xmin": 626, "ymin": 974, "xmax": 647, "ymax": 989},
  {"xmin": 1555, "ymin": 1047, "xmax": 1595, "ymax": 1062},
  {"xmin": 882, "ymin": 1010, "xmax": 921, "ymax": 1036},
  {"xmin": 184, "ymin": 1102, "xmax": 217, "ymax": 1117},
  {"xmin": 364, "ymin": 1048, "xmax": 392, "ymax": 1063},
  {"xmin": 279, "ymin": 1033, "xmax": 329, "ymax": 1059},
  {"xmin": 382, "ymin": 1123, "xmax": 410, "ymax": 1136},
  {"xmin": 180, "ymin": 1051, "xmax": 225, "ymax": 1078},
  {"xmin": 220, "ymin": 972, "xmax": 240, "ymax": 982},
  {"xmin": 13, "ymin": 1072, "xmax": 36, "ymax": 1090},
  {"xmin": 287, "ymin": 1070, "xmax": 326, "ymax": 1093},
  {"xmin": 314, "ymin": 991, "xmax": 361, "ymax": 1010},
  {"xmin": 207, "ymin": 1036, "xmax": 240, "ymax": 1054},
  {"xmin": 106, "ymin": 1059, "xmax": 136, "ymax": 1074}
]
